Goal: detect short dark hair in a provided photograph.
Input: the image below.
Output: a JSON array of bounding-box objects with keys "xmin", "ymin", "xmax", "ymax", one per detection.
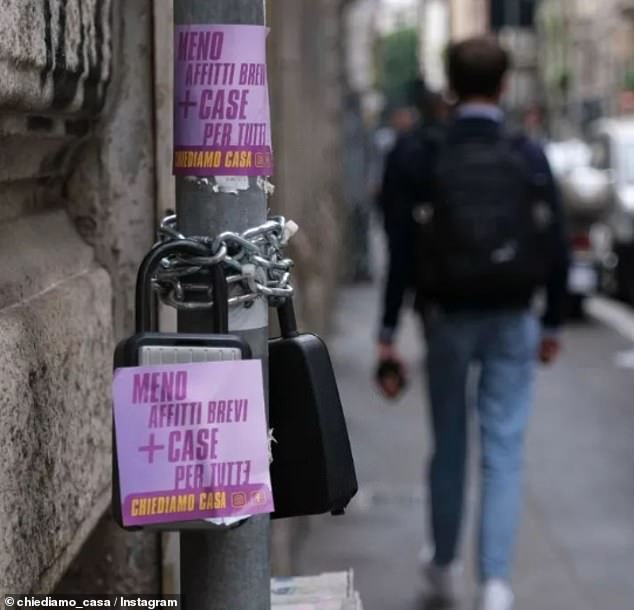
[{"xmin": 447, "ymin": 36, "xmax": 510, "ymax": 100}]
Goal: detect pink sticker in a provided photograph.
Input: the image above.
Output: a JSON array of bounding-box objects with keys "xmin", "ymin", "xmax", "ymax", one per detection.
[
  {"xmin": 173, "ymin": 24, "xmax": 273, "ymax": 177},
  {"xmin": 113, "ymin": 360, "xmax": 274, "ymax": 526}
]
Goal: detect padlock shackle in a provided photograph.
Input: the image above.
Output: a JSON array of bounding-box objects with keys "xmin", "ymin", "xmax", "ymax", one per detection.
[
  {"xmin": 210, "ymin": 263, "xmax": 229, "ymax": 334},
  {"xmin": 135, "ymin": 240, "xmax": 209, "ymax": 334},
  {"xmin": 277, "ymin": 299, "xmax": 299, "ymax": 339}
]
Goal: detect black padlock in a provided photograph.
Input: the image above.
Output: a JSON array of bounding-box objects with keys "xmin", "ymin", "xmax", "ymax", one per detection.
[
  {"xmin": 112, "ymin": 240, "xmax": 251, "ymax": 530},
  {"xmin": 269, "ymin": 298, "xmax": 358, "ymax": 519}
]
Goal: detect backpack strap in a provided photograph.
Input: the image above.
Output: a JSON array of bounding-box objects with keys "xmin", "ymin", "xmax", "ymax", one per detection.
[
  {"xmin": 501, "ymin": 127, "xmax": 551, "ymax": 199},
  {"xmin": 415, "ymin": 124, "xmax": 447, "ymax": 202}
]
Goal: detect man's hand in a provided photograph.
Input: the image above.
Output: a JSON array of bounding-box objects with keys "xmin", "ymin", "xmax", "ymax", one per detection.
[
  {"xmin": 378, "ymin": 341, "xmax": 400, "ymax": 363},
  {"xmin": 375, "ymin": 342, "xmax": 408, "ymax": 399},
  {"xmin": 538, "ymin": 336, "xmax": 561, "ymax": 365}
]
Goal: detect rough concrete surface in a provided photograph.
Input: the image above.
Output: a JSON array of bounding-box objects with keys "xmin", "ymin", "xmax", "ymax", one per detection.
[
  {"xmin": 0, "ymin": 0, "xmax": 111, "ymax": 113},
  {"xmin": 66, "ymin": 0, "xmax": 156, "ymax": 340},
  {"xmin": 0, "ymin": 134, "xmax": 77, "ymax": 184},
  {"xmin": 0, "ymin": 181, "xmax": 61, "ymax": 226},
  {"xmin": 0, "ymin": 266, "xmax": 113, "ymax": 595},
  {"xmin": 54, "ymin": 510, "xmax": 160, "ymax": 595},
  {"xmin": 0, "ymin": 211, "xmax": 94, "ymax": 310},
  {"xmin": 269, "ymin": 0, "xmax": 345, "ymax": 335},
  {"xmin": 0, "ymin": 0, "xmax": 159, "ymax": 595}
]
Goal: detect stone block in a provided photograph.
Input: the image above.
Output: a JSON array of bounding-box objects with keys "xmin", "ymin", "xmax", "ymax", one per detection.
[
  {"xmin": 0, "ymin": 211, "xmax": 95, "ymax": 311},
  {"xmin": 0, "ymin": 210, "xmax": 114, "ymax": 594},
  {"xmin": 66, "ymin": 0, "xmax": 156, "ymax": 339},
  {"xmin": 0, "ymin": 0, "xmax": 157, "ymax": 596},
  {"xmin": 0, "ymin": 0, "xmax": 112, "ymax": 114},
  {"xmin": 0, "ymin": 267, "xmax": 114, "ymax": 594},
  {"xmin": 54, "ymin": 510, "xmax": 160, "ymax": 595}
]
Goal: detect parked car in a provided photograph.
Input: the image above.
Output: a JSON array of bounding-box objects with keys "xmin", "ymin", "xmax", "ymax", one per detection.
[
  {"xmin": 544, "ymin": 139, "xmax": 613, "ymax": 317},
  {"xmin": 587, "ymin": 117, "xmax": 634, "ymax": 304}
]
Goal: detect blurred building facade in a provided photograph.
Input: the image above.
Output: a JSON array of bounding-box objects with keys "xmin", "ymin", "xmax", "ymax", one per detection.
[
  {"xmin": 417, "ymin": 0, "xmax": 634, "ymax": 133},
  {"xmin": 537, "ymin": 0, "xmax": 634, "ymax": 136},
  {"xmin": 345, "ymin": 0, "xmax": 634, "ymax": 138},
  {"xmin": 268, "ymin": 0, "xmax": 349, "ymax": 328},
  {"xmin": 418, "ymin": 0, "xmax": 541, "ymax": 119},
  {"xmin": 450, "ymin": 0, "xmax": 489, "ymax": 39},
  {"xmin": 419, "ymin": 0, "xmax": 450, "ymax": 90},
  {"xmin": 376, "ymin": 0, "xmax": 419, "ymax": 34}
]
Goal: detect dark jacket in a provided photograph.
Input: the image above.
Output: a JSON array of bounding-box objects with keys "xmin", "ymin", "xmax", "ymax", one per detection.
[{"xmin": 377, "ymin": 116, "xmax": 570, "ymax": 342}]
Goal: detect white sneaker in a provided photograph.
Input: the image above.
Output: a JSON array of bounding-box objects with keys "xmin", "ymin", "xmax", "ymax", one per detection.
[
  {"xmin": 476, "ymin": 580, "xmax": 514, "ymax": 610},
  {"xmin": 418, "ymin": 546, "xmax": 462, "ymax": 604}
]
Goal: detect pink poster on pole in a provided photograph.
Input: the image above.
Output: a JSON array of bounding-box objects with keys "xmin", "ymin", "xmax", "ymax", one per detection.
[
  {"xmin": 112, "ymin": 360, "xmax": 274, "ymax": 527},
  {"xmin": 173, "ymin": 24, "xmax": 273, "ymax": 177}
]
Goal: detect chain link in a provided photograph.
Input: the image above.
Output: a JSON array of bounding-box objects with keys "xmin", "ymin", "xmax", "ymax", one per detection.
[{"xmin": 153, "ymin": 214, "xmax": 297, "ymax": 310}]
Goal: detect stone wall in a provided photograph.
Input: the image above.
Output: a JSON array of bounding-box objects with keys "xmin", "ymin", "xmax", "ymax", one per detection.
[
  {"xmin": 269, "ymin": 0, "xmax": 346, "ymax": 336},
  {"xmin": 0, "ymin": 0, "xmax": 158, "ymax": 595},
  {"xmin": 0, "ymin": 0, "xmax": 350, "ymax": 594},
  {"xmin": 267, "ymin": 0, "xmax": 347, "ymax": 576}
]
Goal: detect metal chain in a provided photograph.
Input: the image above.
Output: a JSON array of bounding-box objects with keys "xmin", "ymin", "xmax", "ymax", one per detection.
[{"xmin": 153, "ymin": 214, "xmax": 297, "ymax": 310}]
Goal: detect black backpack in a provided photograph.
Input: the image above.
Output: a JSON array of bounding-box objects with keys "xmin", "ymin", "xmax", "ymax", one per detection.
[{"xmin": 415, "ymin": 127, "xmax": 554, "ymax": 303}]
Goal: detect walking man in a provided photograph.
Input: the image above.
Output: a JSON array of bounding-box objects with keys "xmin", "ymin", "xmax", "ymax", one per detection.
[{"xmin": 376, "ymin": 37, "xmax": 569, "ymax": 610}]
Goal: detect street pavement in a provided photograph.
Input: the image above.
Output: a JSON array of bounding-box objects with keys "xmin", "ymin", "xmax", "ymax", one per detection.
[{"xmin": 296, "ymin": 277, "xmax": 634, "ymax": 610}]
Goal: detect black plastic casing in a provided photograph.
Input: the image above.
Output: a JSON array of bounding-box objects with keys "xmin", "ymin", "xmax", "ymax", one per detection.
[{"xmin": 268, "ymin": 332, "xmax": 358, "ymax": 519}]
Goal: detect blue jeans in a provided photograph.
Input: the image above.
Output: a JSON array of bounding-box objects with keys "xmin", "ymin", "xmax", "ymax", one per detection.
[{"xmin": 424, "ymin": 308, "xmax": 539, "ymax": 582}]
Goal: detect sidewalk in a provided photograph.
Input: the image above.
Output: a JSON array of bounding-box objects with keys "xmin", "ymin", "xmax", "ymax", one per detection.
[{"xmin": 296, "ymin": 278, "xmax": 634, "ymax": 610}]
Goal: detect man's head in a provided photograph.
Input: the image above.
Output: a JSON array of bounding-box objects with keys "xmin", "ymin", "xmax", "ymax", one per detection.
[{"xmin": 447, "ymin": 36, "xmax": 510, "ymax": 104}]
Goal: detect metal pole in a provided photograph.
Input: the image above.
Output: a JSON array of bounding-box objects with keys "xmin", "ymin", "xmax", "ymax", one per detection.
[{"xmin": 173, "ymin": 2, "xmax": 270, "ymax": 609}]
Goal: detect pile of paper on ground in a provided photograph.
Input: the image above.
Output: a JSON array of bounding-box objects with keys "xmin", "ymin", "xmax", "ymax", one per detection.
[{"xmin": 271, "ymin": 570, "xmax": 362, "ymax": 610}]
